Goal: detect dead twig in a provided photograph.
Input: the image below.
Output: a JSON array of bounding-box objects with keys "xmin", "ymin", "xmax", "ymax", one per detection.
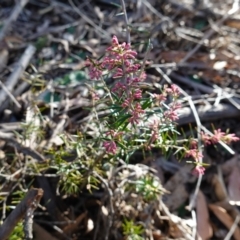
[
  {"xmin": 0, "ymin": 45, "xmax": 36, "ymax": 112},
  {"xmin": 0, "ymin": 0, "xmax": 29, "ymax": 42},
  {"xmin": 0, "ymin": 80, "xmax": 21, "ymax": 109},
  {"xmin": 67, "ymin": 0, "xmax": 110, "ymax": 40},
  {"xmin": 0, "ymin": 131, "xmax": 45, "ymax": 162},
  {"xmin": 179, "ymin": 1, "xmax": 240, "ymax": 64},
  {"xmin": 224, "ymin": 215, "xmax": 240, "ymax": 240},
  {"xmin": 93, "ymin": 171, "xmax": 114, "ymax": 240},
  {"xmin": 120, "ymin": 0, "xmax": 131, "ymax": 44},
  {"xmin": 177, "ymin": 103, "xmax": 240, "ymax": 125},
  {"xmin": 62, "ymin": 212, "xmax": 87, "ymax": 235},
  {"xmin": 0, "ymin": 188, "xmax": 43, "ymax": 240}
]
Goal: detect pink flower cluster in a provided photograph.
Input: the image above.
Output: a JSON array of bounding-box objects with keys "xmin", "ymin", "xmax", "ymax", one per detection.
[
  {"xmin": 201, "ymin": 129, "xmax": 239, "ymax": 145},
  {"xmin": 147, "ymin": 118, "xmax": 161, "ymax": 148},
  {"xmin": 103, "ymin": 130, "xmax": 123, "ymax": 154},
  {"xmin": 85, "ymin": 59, "xmax": 103, "ymax": 80},
  {"xmin": 103, "ymin": 141, "xmax": 117, "ymax": 154},
  {"xmin": 86, "ymin": 36, "xmax": 140, "ymax": 80},
  {"xmin": 153, "ymin": 85, "xmax": 181, "ymax": 122},
  {"xmin": 185, "ymin": 129, "xmax": 239, "ymax": 175},
  {"xmin": 86, "ymin": 36, "xmax": 147, "ymax": 126},
  {"xmin": 185, "ymin": 148, "xmax": 205, "ymax": 175}
]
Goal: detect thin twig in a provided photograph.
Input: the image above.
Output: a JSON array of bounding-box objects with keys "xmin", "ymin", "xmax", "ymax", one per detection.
[
  {"xmin": 93, "ymin": 171, "xmax": 114, "ymax": 240},
  {"xmin": 63, "ymin": 212, "xmax": 87, "ymax": 235},
  {"xmin": 224, "ymin": 215, "xmax": 240, "ymax": 240},
  {"xmin": 0, "ymin": 131, "xmax": 45, "ymax": 162},
  {"xmin": 176, "ymin": 103, "xmax": 240, "ymax": 125},
  {"xmin": 68, "ymin": 0, "xmax": 110, "ymax": 40},
  {"xmin": 191, "ymin": 210, "xmax": 197, "ymax": 239},
  {"xmin": 120, "ymin": 0, "xmax": 131, "ymax": 44},
  {"xmin": 179, "ymin": 2, "xmax": 240, "ymax": 64},
  {"xmin": 0, "ymin": 45, "xmax": 36, "ymax": 111},
  {"xmin": 0, "ymin": 80, "xmax": 21, "ymax": 109},
  {"xmin": 139, "ymin": 39, "xmax": 152, "ymax": 77},
  {"xmin": 0, "ymin": 0, "xmax": 29, "ymax": 42}
]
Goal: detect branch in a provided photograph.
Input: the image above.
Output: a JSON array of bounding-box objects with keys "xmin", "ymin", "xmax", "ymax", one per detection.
[
  {"xmin": 120, "ymin": 0, "xmax": 131, "ymax": 44},
  {"xmin": 0, "ymin": 44, "xmax": 36, "ymax": 111},
  {"xmin": 0, "ymin": 188, "xmax": 43, "ymax": 240},
  {"xmin": 0, "ymin": 131, "xmax": 45, "ymax": 162},
  {"xmin": 0, "ymin": 0, "xmax": 29, "ymax": 42}
]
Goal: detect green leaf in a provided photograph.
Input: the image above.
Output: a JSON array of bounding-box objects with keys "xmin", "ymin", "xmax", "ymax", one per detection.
[
  {"xmin": 35, "ymin": 36, "xmax": 48, "ymax": 51},
  {"xmin": 113, "ymin": 114, "xmax": 131, "ymax": 128},
  {"xmin": 141, "ymin": 98, "xmax": 152, "ymax": 110},
  {"xmin": 55, "ymin": 70, "xmax": 87, "ymax": 86}
]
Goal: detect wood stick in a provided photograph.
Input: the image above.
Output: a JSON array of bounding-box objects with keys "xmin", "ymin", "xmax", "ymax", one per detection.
[
  {"xmin": 0, "ymin": 131, "xmax": 45, "ymax": 162},
  {"xmin": 0, "ymin": 0, "xmax": 29, "ymax": 42},
  {"xmin": 177, "ymin": 103, "xmax": 240, "ymax": 125},
  {"xmin": 0, "ymin": 188, "xmax": 43, "ymax": 240},
  {"xmin": 0, "ymin": 44, "xmax": 36, "ymax": 111}
]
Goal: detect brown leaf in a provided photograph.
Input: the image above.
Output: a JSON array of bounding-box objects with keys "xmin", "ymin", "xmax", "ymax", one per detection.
[
  {"xmin": 226, "ymin": 19, "xmax": 240, "ymax": 30},
  {"xmin": 228, "ymin": 165, "xmax": 240, "ymax": 205},
  {"xmin": 33, "ymin": 223, "xmax": 58, "ymax": 240},
  {"xmin": 209, "ymin": 204, "xmax": 240, "ymax": 240},
  {"xmin": 221, "ymin": 155, "xmax": 239, "ymax": 175},
  {"xmin": 211, "ymin": 174, "xmax": 228, "ymax": 201},
  {"xmin": 0, "ymin": 48, "xmax": 8, "ymax": 72},
  {"xmin": 196, "ymin": 191, "xmax": 213, "ymax": 240},
  {"xmin": 164, "ymin": 165, "xmax": 196, "ymax": 211}
]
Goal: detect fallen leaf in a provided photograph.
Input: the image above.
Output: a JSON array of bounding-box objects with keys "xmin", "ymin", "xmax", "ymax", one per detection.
[
  {"xmin": 209, "ymin": 204, "xmax": 240, "ymax": 240},
  {"xmin": 33, "ymin": 222, "xmax": 58, "ymax": 240},
  {"xmin": 163, "ymin": 165, "xmax": 196, "ymax": 211},
  {"xmin": 0, "ymin": 45, "xmax": 8, "ymax": 72},
  {"xmin": 228, "ymin": 165, "xmax": 240, "ymax": 205},
  {"xmin": 211, "ymin": 174, "xmax": 228, "ymax": 201},
  {"xmin": 221, "ymin": 155, "xmax": 239, "ymax": 175},
  {"xmin": 226, "ymin": 19, "xmax": 240, "ymax": 29},
  {"xmin": 196, "ymin": 191, "xmax": 213, "ymax": 240}
]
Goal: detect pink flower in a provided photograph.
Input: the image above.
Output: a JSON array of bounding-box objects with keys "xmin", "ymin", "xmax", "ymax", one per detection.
[
  {"xmin": 211, "ymin": 130, "xmax": 239, "ymax": 144},
  {"xmin": 103, "ymin": 141, "xmax": 117, "ymax": 154},
  {"xmin": 85, "ymin": 59, "xmax": 103, "ymax": 80},
  {"xmin": 126, "ymin": 64, "xmax": 140, "ymax": 73},
  {"xmin": 121, "ymin": 98, "xmax": 130, "ymax": 108},
  {"xmin": 91, "ymin": 91, "xmax": 100, "ymax": 101},
  {"xmin": 164, "ymin": 109, "xmax": 179, "ymax": 121},
  {"xmin": 123, "ymin": 50, "xmax": 138, "ymax": 60},
  {"xmin": 129, "ymin": 103, "xmax": 144, "ymax": 125},
  {"xmin": 112, "ymin": 82, "xmax": 127, "ymax": 96},
  {"xmin": 201, "ymin": 132, "xmax": 211, "ymax": 145},
  {"xmin": 166, "ymin": 84, "xmax": 180, "ymax": 97},
  {"xmin": 171, "ymin": 102, "xmax": 181, "ymax": 111},
  {"xmin": 139, "ymin": 72, "xmax": 147, "ymax": 81},
  {"xmin": 190, "ymin": 139, "xmax": 198, "ymax": 149},
  {"xmin": 112, "ymin": 35, "xmax": 119, "ymax": 45},
  {"xmin": 151, "ymin": 130, "xmax": 158, "ymax": 142},
  {"xmin": 202, "ymin": 129, "xmax": 240, "ymax": 145},
  {"xmin": 133, "ymin": 89, "xmax": 142, "ymax": 99},
  {"xmin": 113, "ymin": 68, "xmax": 123, "ymax": 78},
  {"xmin": 106, "ymin": 130, "xmax": 123, "ymax": 139},
  {"xmin": 171, "ymin": 84, "xmax": 180, "ymax": 96},
  {"xmin": 153, "ymin": 93, "xmax": 166, "ymax": 104},
  {"xmin": 185, "ymin": 149, "xmax": 203, "ymax": 162},
  {"xmin": 222, "ymin": 133, "xmax": 239, "ymax": 144},
  {"xmin": 192, "ymin": 165, "xmax": 205, "ymax": 175},
  {"xmin": 210, "ymin": 129, "xmax": 225, "ymax": 143}
]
